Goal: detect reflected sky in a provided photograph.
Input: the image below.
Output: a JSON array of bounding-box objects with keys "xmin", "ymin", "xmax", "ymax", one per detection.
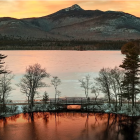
[
  {"xmin": 0, "ymin": 113, "xmax": 139, "ymax": 140},
  {"xmin": 0, "ymin": 51, "xmax": 124, "ymax": 100}
]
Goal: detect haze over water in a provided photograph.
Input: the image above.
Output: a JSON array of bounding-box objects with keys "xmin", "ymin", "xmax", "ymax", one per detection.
[{"xmin": 1, "ymin": 51, "xmax": 124, "ymax": 100}]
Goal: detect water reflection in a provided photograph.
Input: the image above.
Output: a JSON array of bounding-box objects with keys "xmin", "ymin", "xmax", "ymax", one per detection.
[
  {"xmin": 0, "ymin": 112, "xmax": 140, "ymax": 140},
  {"xmin": 0, "ymin": 114, "xmax": 20, "ymax": 127}
]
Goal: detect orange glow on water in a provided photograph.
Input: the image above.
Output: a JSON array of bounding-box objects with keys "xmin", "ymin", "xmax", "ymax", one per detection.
[
  {"xmin": 0, "ymin": 112, "xmax": 129, "ymax": 140},
  {"xmin": 67, "ymin": 105, "xmax": 81, "ymax": 109}
]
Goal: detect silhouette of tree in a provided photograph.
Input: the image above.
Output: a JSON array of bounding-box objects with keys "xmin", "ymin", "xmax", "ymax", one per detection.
[
  {"xmin": 0, "ymin": 54, "xmax": 7, "ymax": 74},
  {"xmin": 109, "ymin": 67, "xmax": 124, "ymax": 107},
  {"xmin": 95, "ymin": 67, "xmax": 124, "ymax": 107},
  {"xmin": 79, "ymin": 74, "xmax": 92, "ymax": 100},
  {"xmin": 121, "ymin": 42, "xmax": 140, "ymax": 54},
  {"xmin": 43, "ymin": 91, "xmax": 49, "ymax": 104},
  {"xmin": 95, "ymin": 68, "xmax": 112, "ymax": 105},
  {"xmin": 120, "ymin": 44, "xmax": 140, "ymax": 107},
  {"xmin": 91, "ymin": 86, "xmax": 100, "ymax": 104},
  {"xmin": 17, "ymin": 63, "xmax": 50, "ymax": 110},
  {"xmin": 51, "ymin": 76, "xmax": 61, "ymax": 103},
  {"xmin": 0, "ymin": 69, "xmax": 14, "ymax": 112}
]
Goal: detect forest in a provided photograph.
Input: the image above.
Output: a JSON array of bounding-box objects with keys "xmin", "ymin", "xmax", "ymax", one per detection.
[{"xmin": 0, "ymin": 35, "xmax": 134, "ymax": 50}]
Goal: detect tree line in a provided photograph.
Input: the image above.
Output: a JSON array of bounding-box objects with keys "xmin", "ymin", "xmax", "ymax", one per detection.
[
  {"xmin": 0, "ymin": 36, "xmax": 129, "ymax": 50},
  {"xmin": 79, "ymin": 42, "xmax": 140, "ymax": 110},
  {"xmin": 0, "ymin": 59, "xmax": 62, "ymax": 112}
]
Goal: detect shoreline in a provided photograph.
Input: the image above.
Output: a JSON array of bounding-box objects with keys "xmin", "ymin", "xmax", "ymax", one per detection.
[{"xmin": 1, "ymin": 107, "xmax": 140, "ymax": 118}]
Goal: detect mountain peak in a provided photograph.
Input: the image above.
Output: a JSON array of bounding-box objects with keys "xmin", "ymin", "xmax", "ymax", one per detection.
[{"xmin": 65, "ymin": 4, "xmax": 83, "ymax": 11}]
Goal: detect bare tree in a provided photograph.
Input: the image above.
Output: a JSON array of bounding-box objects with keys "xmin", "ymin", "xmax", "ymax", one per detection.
[
  {"xmin": 91, "ymin": 86, "xmax": 103, "ymax": 111},
  {"xmin": 17, "ymin": 63, "xmax": 50, "ymax": 110},
  {"xmin": 51, "ymin": 76, "xmax": 61, "ymax": 103},
  {"xmin": 91, "ymin": 86, "xmax": 100, "ymax": 104},
  {"xmin": 95, "ymin": 68, "xmax": 112, "ymax": 105},
  {"xmin": 0, "ymin": 69, "xmax": 14, "ymax": 112},
  {"xmin": 0, "ymin": 54, "xmax": 7, "ymax": 103},
  {"xmin": 79, "ymin": 74, "xmax": 93, "ymax": 100},
  {"xmin": 57, "ymin": 90, "xmax": 61, "ymax": 102},
  {"xmin": 95, "ymin": 67, "xmax": 124, "ymax": 107},
  {"xmin": 109, "ymin": 67, "xmax": 124, "ymax": 107}
]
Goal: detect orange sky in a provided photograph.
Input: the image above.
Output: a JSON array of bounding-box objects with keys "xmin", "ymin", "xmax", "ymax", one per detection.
[{"xmin": 0, "ymin": 1, "xmax": 140, "ymax": 19}]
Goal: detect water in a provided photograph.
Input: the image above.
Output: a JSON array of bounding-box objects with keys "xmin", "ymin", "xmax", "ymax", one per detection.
[
  {"xmin": 0, "ymin": 51, "xmax": 124, "ymax": 100},
  {"xmin": 0, "ymin": 112, "xmax": 139, "ymax": 140}
]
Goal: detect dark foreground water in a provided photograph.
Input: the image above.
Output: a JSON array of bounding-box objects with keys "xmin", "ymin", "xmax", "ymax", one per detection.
[{"xmin": 0, "ymin": 112, "xmax": 140, "ymax": 140}]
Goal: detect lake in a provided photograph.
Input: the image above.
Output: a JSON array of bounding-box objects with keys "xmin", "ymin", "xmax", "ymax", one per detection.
[
  {"xmin": 0, "ymin": 51, "xmax": 124, "ymax": 101},
  {"xmin": 0, "ymin": 112, "xmax": 139, "ymax": 140}
]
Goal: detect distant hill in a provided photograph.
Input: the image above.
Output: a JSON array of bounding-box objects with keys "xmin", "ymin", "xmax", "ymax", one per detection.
[{"xmin": 0, "ymin": 4, "xmax": 140, "ymax": 40}]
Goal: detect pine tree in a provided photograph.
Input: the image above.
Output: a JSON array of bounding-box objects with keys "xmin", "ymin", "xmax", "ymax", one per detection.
[
  {"xmin": 43, "ymin": 91, "xmax": 49, "ymax": 104},
  {"xmin": 120, "ymin": 44, "xmax": 140, "ymax": 107},
  {"xmin": 0, "ymin": 54, "xmax": 7, "ymax": 74}
]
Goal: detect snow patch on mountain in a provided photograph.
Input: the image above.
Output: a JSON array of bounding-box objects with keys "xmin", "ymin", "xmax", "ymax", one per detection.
[{"xmin": 65, "ymin": 4, "xmax": 83, "ymax": 11}]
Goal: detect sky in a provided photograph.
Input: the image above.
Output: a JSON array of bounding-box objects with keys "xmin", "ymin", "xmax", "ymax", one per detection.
[{"xmin": 0, "ymin": 1, "xmax": 140, "ymax": 19}]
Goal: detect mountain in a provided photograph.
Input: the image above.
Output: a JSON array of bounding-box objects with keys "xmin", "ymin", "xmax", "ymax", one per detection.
[{"xmin": 0, "ymin": 4, "xmax": 140, "ymax": 40}]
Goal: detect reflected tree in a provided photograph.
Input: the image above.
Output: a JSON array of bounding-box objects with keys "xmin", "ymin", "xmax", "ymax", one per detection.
[{"xmin": 117, "ymin": 117, "xmax": 139, "ymax": 140}]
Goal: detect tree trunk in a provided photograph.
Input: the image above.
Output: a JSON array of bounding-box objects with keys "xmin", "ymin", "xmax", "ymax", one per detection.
[
  {"xmin": 132, "ymin": 80, "xmax": 135, "ymax": 107},
  {"xmin": 120, "ymin": 95, "xmax": 122, "ymax": 106},
  {"xmin": 107, "ymin": 91, "xmax": 111, "ymax": 105},
  {"xmin": 31, "ymin": 95, "xmax": 34, "ymax": 111},
  {"xmin": 3, "ymin": 94, "xmax": 4, "ymax": 108},
  {"xmin": 132, "ymin": 71, "xmax": 135, "ymax": 108},
  {"xmin": 85, "ymin": 89, "xmax": 88, "ymax": 101},
  {"xmin": 106, "ymin": 82, "xmax": 111, "ymax": 106},
  {"xmin": 55, "ymin": 87, "xmax": 57, "ymax": 103},
  {"xmin": 115, "ymin": 96, "xmax": 117, "ymax": 112},
  {"xmin": 87, "ymin": 87, "xmax": 88, "ymax": 100},
  {"xmin": 28, "ymin": 96, "xmax": 29, "ymax": 105},
  {"xmin": 135, "ymin": 94, "xmax": 136, "ymax": 107},
  {"xmin": 27, "ymin": 96, "xmax": 29, "ymax": 111},
  {"xmin": 2, "ymin": 92, "xmax": 5, "ymax": 113}
]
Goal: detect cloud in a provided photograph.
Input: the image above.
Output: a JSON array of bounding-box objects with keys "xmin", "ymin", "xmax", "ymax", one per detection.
[
  {"xmin": 0, "ymin": 0, "xmax": 140, "ymax": 18},
  {"xmin": 4, "ymin": 0, "xmax": 140, "ymax": 1}
]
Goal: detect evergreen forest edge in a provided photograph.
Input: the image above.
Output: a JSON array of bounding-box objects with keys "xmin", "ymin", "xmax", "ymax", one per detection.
[{"xmin": 1, "ymin": 36, "xmax": 140, "ymax": 50}]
